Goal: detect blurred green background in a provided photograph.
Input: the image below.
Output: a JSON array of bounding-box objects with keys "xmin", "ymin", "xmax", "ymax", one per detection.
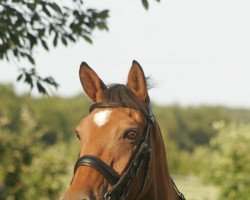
[{"xmin": 0, "ymin": 84, "xmax": 249, "ymax": 200}]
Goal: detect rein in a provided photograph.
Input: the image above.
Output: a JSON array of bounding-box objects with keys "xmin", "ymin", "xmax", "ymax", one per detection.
[{"xmin": 73, "ymin": 103, "xmax": 185, "ymax": 200}]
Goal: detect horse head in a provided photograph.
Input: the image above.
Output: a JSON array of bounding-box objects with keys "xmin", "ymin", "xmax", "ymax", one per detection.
[{"xmin": 61, "ymin": 61, "xmax": 185, "ymax": 200}]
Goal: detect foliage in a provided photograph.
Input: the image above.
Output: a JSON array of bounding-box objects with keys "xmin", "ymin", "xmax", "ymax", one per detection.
[
  {"xmin": 17, "ymin": 68, "xmax": 59, "ymax": 95},
  {"xmin": 154, "ymin": 105, "xmax": 232, "ymax": 151},
  {"xmin": 0, "ymin": 0, "xmax": 109, "ymax": 93},
  {"xmin": 21, "ymin": 142, "xmax": 76, "ymax": 200},
  {"xmin": 174, "ymin": 175, "xmax": 218, "ymax": 200},
  {"xmin": 0, "ymin": 84, "xmax": 82, "ymax": 199},
  {"xmin": 0, "ymin": 84, "xmax": 250, "ymax": 199},
  {"xmin": 0, "ymin": 0, "xmax": 158, "ymax": 94},
  {"xmin": 201, "ymin": 124, "xmax": 250, "ymax": 200},
  {"xmin": 0, "ymin": 103, "xmax": 76, "ymax": 200}
]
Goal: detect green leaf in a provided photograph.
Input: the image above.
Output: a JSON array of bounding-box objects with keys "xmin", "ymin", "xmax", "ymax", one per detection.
[
  {"xmin": 142, "ymin": 0, "xmax": 149, "ymax": 9},
  {"xmin": 30, "ymin": 68, "xmax": 36, "ymax": 75},
  {"xmin": 48, "ymin": 3, "xmax": 62, "ymax": 14},
  {"xmin": 26, "ymin": 55, "xmax": 35, "ymax": 65},
  {"xmin": 53, "ymin": 33, "xmax": 58, "ymax": 47},
  {"xmin": 16, "ymin": 74, "xmax": 23, "ymax": 81},
  {"xmin": 38, "ymin": 28, "xmax": 46, "ymax": 37},
  {"xmin": 36, "ymin": 81, "xmax": 47, "ymax": 95},
  {"xmin": 73, "ymin": 10, "xmax": 79, "ymax": 16},
  {"xmin": 83, "ymin": 35, "xmax": 92, "ymax": 44},
  {"xmin": 26, "ymin": 2, "xmax": 36, "ymax": 10},
  {"xmin": 99, "ymin": 10, "xmax": 109, "ymax": 18},
  {"xmin": 24, "ymin": 73, "xmax": 33, "ymax": 89},
  {"xmin": 41, "ymin": 40, "xmax": 49, "ymax": 50},
  {"xmin": 61, "ymin": 37, "xmax": 67, "ymax": 46},
  {"xmin": 43, "ymin": 77, "xmax": 59, "ymax": 88},
  {"xmin": 97, "ymin": 22, "xmax": 108, "ymax": 30},
  {"xmin": 13, "ymin": 49, "xmax": 18, "ymax": 56},
  {"xmin": 67, "ymin": 34, "xmax": 76, "ymax": 42},
  {"xmin": 27, "ymin": 33, "xmax": 37, "ymax": 48},
  {"xmin": 9, "ymin": 33, "xmax": 20, "ymax": 45},
  {"xmin": 42, "ymin": 5, "xmax": 51, "ymax": 17}
]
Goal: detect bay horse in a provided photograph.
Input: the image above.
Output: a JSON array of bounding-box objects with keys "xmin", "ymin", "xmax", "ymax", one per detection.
[{"xmin": 61, "ymin": 61, "xmax": 185, "ymax": 200}]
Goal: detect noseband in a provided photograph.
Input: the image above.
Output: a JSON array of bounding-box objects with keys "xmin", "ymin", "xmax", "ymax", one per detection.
[{"xmin": 73, "ymin": 103, "xmax": 185, "ymax": 200}]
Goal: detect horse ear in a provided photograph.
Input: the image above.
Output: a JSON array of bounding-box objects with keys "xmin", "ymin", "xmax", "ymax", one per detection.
[
  {"xmin": 127, "ymin": 60, "xmax": 150, "ymax": 105},
  {"xmin": 79, "ymin": 62, "xmax": 107, "ymax": 102}
]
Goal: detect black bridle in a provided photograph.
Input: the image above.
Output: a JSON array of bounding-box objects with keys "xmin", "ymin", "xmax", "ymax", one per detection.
[{"xmin": 73, "ymin": 103, "xmax": 185, "ymax": 200}]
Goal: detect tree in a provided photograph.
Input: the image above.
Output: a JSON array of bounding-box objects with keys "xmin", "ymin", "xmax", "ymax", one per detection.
[
  {"xmin": 0, "ymin": 84, "xmax": 81, "ymax": 199},
  {"xmin": 0, "ymin": 0, "xmax": 158, "ymax": 94},
  {"xmin": 203, "ymin": 124, "xmax": 250, "ymax": 200}
]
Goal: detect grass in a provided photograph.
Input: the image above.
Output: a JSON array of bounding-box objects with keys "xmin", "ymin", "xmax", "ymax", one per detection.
[{"xmin": 173, "ymin": 175, "xmax": 218, "ymax": 200}]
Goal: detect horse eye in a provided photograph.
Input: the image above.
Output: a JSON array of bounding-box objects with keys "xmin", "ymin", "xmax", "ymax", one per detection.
[{"xmin": 124, "ymin": 129, "xmax": 139, "ymax": 140}]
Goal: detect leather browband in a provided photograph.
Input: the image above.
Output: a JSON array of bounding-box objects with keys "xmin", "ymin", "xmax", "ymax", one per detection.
[{"xmin": 89, "ymin": 103, "xmax": 154, "ymax": 123}]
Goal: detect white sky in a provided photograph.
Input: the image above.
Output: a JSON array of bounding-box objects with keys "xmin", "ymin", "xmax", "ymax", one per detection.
[{"xmin": 1, "ymin": 0, "xmax": 250, "ymax": 108}]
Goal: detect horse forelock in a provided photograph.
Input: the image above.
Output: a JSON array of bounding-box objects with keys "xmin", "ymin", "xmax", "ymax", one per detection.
[{"xmin": 102, "ymin": 84, "xmax": 147, "ymax": 110}]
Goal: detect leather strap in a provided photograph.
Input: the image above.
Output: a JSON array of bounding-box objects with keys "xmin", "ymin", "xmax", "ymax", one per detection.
[
  {"xmin": 89, "ymin": 103, "xmax": 153, "ymax": 122},
  {"xmin": 74, "ymin": 155, "xmax": 120, "ymax": 185}
]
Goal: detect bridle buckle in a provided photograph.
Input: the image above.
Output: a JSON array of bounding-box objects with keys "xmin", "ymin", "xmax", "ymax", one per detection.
[{"xmin": 104, "ymin": 193, "xmax": 111, "ymax": 200}]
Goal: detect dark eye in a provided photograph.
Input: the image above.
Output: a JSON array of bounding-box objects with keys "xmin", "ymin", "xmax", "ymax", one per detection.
[
  {"xmin": 124, "ymin": 129, "xmax": 139, "ymax": 140},
  {"xmin": 75, "ymin": 130, "xmax": 80, "ymax": 140}
]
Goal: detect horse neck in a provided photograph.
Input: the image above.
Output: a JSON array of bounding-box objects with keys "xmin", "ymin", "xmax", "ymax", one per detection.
[{"xmin": 142, "ymin": 121, "xmax": 178, "ymax": 200}]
